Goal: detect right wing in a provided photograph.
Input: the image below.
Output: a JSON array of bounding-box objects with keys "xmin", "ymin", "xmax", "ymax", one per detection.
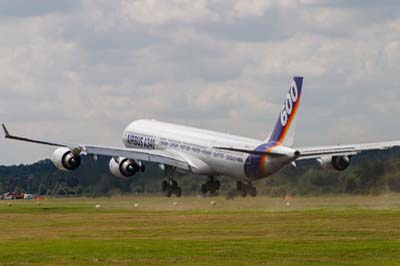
[
  {"xmin": 296, "ymin": 141, "xmax": 400, "ymax": 160},
  {"xmin": 2, "ymin": 123, "xmax": 191, "ymax": 171}
]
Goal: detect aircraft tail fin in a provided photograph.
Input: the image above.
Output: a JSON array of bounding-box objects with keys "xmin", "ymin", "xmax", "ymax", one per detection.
[{"xmin": 267, "ymin": 76, "xmax": 303, "ymax": 147}]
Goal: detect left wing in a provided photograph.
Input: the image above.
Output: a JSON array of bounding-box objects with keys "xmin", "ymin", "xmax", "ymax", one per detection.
[
  {"xmin": 2, "ymin": 123, "xmax": 70, "ymax": 148},
  {"xmin": 296, "ymin": 141, "xmax": 400, "ymax": 160},
  {"xmin": 2, "ymin": 123, "xmax": 191, "ymax": 171},
  {"xmin": 83, "ymin": 145, "xmax": 190, "ymax": 171}
]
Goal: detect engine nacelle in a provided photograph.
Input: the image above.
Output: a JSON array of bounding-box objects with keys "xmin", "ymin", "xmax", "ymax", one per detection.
[
  {"xmin": 109, "ymin": 157, "xmax": 143, "ymax": 178},
  {"xmin": 52, "ymin": 147, "xmax": 82, "ymax": 171},
  {"xmin": 318, "ymin": 155, "xmax": 350, "ymax": 171}
]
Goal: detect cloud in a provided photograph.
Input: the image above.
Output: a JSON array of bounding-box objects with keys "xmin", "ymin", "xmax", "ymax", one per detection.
[
  {"xmin": 121, "ymin": 0, "xmax": 217, "ymax": 25},
  {"xmin": 0, "ymin": 0, "xmax": 400, "ymax": 164},
  {"xmin": 0, "ymin": 0, "xmax": 80, "ymax": 18},
  {"xmin": 229, "ymin": 0, "xmax": 300, "ymax": 18}
]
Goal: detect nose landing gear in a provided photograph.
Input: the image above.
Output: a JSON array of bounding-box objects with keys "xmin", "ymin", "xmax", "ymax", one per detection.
[{"xmin": 161, "ymin": 167, "xmax": 182, "ymax": 197}]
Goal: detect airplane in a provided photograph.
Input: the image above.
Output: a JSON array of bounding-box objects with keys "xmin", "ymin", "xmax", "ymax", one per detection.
[{"xmin": 3, "ymin": 76, "xmax": 400, "ymax": 197}]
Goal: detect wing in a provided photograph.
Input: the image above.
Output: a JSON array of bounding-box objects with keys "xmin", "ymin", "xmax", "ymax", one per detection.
[
  {"xmin": 296, "ymin": 141, "xmax": 400, "ymax": 160},
  {"xmin": 2, "ymin": 124, "xmax": 190, "ymax": 171},
  {"xmin": 83, "ymin": 145, "xmax": 190, "ymax": 171}
]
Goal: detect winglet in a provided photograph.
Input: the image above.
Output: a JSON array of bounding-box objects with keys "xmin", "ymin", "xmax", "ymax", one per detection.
[{"xmin": 2, "ymin": 123, "xmax": 10, "ymax": 138}]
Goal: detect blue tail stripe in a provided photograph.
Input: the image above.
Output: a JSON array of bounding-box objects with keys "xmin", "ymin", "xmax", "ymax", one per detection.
[{"xmin": 268, "ymin": 76, "xmax": 303, "ymax": 144}]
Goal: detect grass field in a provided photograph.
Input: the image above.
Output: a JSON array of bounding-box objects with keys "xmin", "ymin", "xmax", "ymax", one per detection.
[{"xmin": 1, "ymin": 195, "xmax": 400, "ymax": 266}]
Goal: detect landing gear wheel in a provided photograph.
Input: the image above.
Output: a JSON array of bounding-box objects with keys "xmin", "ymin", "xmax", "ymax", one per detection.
[
  {"xmin": 162, "ymin": 181, "xmax": 168, "ymax": 192},
  {"xmin": 166, "ymin": 188, "xmax": 172, "ymax": 198},
  {"xmin": 201, "ymin": 184, "xmax": 207, "ymax": 194},
  {"xmin": 215, "ymin": 180, "xmax": 221, "ymax": 190},
  {"xmin": 236, "ymin": 181, "xmax": 243, "ymax": 191},
  {"xmin": 208, "ymin": 185, "xmax": 216, "ymax": 194},
  {"xmin": 201, "ymin": 176, "xmax": 221, "ymax": 195},
  {"xmin": 162, "ymin": 167, "xmax": 182, "ymax": 197},
  {"xmin": 249, "ymin": 186, "xmax": 257, "ymax": 197},
  {"xmin": 237, "ymin": 181, "xmax": 257, "ymax": 198},
  {"xmin": 175, "ymin": 187, "xmax": 182, "ymax": 197}
]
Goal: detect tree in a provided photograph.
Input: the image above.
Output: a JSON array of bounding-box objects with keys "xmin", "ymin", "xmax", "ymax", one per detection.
[{"xmin": 37, "ymin": 184, "xmax": 47, "ymax": 195}]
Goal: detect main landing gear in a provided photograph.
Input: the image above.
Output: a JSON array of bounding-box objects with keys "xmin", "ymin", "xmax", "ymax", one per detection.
[
  {"xmin": 236, "ymin": 181, "xmax": 257, "ymax": 197},
  {"xmin": 201, "ymin": 176, "xmax": 221, "ymax": 195},
  {"xmin": 161, "ymin": 167, "xmax": 182, "ymax": 197}
]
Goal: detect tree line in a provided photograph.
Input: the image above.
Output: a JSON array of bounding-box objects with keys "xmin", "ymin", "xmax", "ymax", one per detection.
[{"xmin": 1, "ymin": 148, "xmax": 400, "ymax": 197}]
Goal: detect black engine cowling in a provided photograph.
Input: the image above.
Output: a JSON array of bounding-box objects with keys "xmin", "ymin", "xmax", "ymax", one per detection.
[
  {"xmin": 52, "ymin": 147, "xmax": 82, "ymax": 171},
  {"xmin": 319, "ymin": 155, "xmax": 350, "ymax": 171},
  {"xmin": 332, "ymin": 156, "xmax": 350, "ymax": 171},
  {"xmin": 109, "ymin": 157, "xmax": 144, "ymax": 178}
]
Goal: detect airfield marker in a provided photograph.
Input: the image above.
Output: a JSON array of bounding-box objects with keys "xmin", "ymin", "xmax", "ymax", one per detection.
[{"xmin": 284, "ymin": 194, "xmax": 292, "ymax": 207}]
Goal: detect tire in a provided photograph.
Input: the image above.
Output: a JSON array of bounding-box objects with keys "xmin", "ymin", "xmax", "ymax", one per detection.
[
  {"xmin": 161, "ymin": 181, "xmax": 168, "ymax": 192},
  {"xmin": 236, "ymin": 181, "xmax": 243, "ymax": 191},
  {"xmin": 207, "ymin": 181, "xmax": 217, "ymax": 194},
  {"xmin": 166, "ymin": 188, "xmax": 172, "ymax": 198},
  {"xmin": 215, "ymin": 180, "xmax": 221, "ymax": 190},
  {"xmin": 171, "ymin": 180, "xmax": 178, "ymax": 189},
  {"xmin": 209, "ymin": 186, "xmax": 216, "ymax": 194},
  {"xmin": 201, "ymin": 184, "xmax": 207, "ymax": 194},
  {"xmin": 241, "ymin": 189, "xmax": 247, "ymax": 197},
  {"xmin": 175, "ymin": 187, "xmax": 182, "ymax": 197},
  {"xmin": 249, "ymin": 186, "xmax": 257, "ymax": 197}
]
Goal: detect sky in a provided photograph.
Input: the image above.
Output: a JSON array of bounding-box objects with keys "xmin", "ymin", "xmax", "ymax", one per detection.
[{"xmin": 1, "ymin": 0, "xmax": 400, "ymax": 165}]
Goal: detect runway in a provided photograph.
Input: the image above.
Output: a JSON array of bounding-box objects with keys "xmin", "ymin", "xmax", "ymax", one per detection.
[{"xmin": 1, "ymin": 195, "xmax": 399, "ymax": 265}]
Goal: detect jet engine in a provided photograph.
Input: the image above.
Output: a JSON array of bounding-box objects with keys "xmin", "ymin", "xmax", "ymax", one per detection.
[
  {"xmin": 51, "ymin": 147, "xmax": 82, "ymax": 171},
  {"xmin": 318, "ymin": 155, "xmax": 351, "ymax": 171},
  {"xmin": 109, "ymin": 157, "xmax": 144, "ymax": 178}
]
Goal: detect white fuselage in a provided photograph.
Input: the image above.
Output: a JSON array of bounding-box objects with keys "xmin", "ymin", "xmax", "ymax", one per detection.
[{"xmin": 122, "ymin": 119, "xmax": 262, "ymax": 179}]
